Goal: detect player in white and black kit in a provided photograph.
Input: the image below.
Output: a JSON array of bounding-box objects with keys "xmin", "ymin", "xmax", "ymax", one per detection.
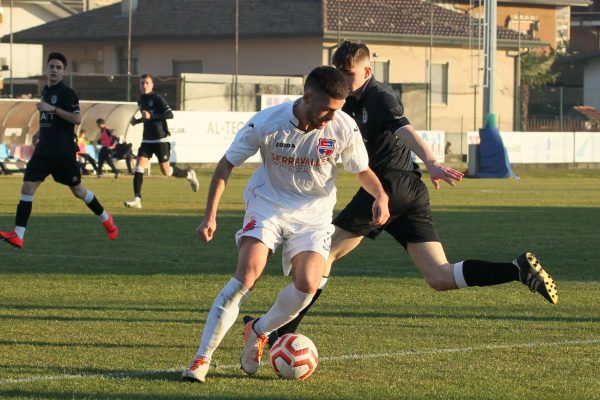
[
  {"xmin": 0, "ymin": 52, "xmax": 118, "ymax": 249},
  {"xmin": 180, "ymin": 66, "xmax": 390, "ymax": 383},
  {"xmin": 260, "ymin": 40, "xmax": 559, "ymax": 345},
  {"xmin": 123, "ymin": 74, "xmax": 199, "ymax": 209}
]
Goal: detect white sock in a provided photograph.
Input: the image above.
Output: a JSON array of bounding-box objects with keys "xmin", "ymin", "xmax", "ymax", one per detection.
[
  {"xmin": 255, "ymin": 284, "xmax": 314, "ymax": 336},
  {"xmin": 14, "ymin": 226, "xmax": 26, "ymax": 239},
  {"xmin": 453, "ymin": 261, "xmax": 468, "ymax": 288},
  {"xmin": 167, "ymin": 166, "xmax": 173, "ymax": 177},
  {"xmin": 195, "ymin": 278, "xmax": 249, "ymax": 360},
  {"xmin": 318, "ymin": 276, "xmax": 329, "ymax": 289}
]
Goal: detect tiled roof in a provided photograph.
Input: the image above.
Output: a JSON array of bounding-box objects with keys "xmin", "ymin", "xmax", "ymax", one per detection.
[
  {"xmin": 324, "ymin": 0, "xmax": 526, "ymax": 41},
  {"xmin": 573, "ymin": 105, "xmax": 600, "ymax": 121},
  {"xmin": 5, "ymin": 0, "xmax": 529, "ymax": 44},
  {"xmin": 6, "ymin": 0, "xmax": 324, "ymax": 43}
]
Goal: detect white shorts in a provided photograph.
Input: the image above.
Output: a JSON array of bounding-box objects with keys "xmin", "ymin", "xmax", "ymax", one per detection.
[{"xmin": 235, "ymin": 202, "xmax": 334, "ymax": 276}]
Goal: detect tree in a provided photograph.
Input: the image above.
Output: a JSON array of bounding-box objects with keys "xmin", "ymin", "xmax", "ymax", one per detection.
[{"xmin": 519, "ymin": 50, "xmax": 557, "ymax": 131}]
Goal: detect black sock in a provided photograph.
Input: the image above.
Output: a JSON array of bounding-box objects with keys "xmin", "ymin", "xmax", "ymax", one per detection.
[
  {"xmin": 133, "ymin": 172, "xmax": 143, "ymax": 198},
  {"xmin": 15, "ymin": 200, "xmax": 32, "ymax": 227},
  {"xmin": 85, "ymin": 196, "xmax": 104, "ymax": 216},
  {"xmin": 462, "ymin": 259, "xmax": 519, "ymax": 286},
  {"xmin": 274, "ymin": 288, "xmax": 324, "ymax": 339},
  {"xmin": 171, "ymin": 166, "xmax": 188, "ymax": 178}
]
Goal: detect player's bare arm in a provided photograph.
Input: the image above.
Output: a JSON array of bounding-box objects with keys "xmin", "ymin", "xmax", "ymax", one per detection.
[
  {"xmin": 395, "ymin": 125, "xmax": 463, "ymax": 189},
  {"xmin": 196, "ymin": 155, "xmax": 235, "ymax": 242},
  {"xmin": 356, "ymin": 168, "xmax": 390, "ymax": 226},
  {"xmin": 37, "ymin": 101, "xmax": 81, "ymax": 125}
]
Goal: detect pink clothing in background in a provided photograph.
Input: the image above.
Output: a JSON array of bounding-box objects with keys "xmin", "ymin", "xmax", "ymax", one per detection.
[{"xmin": 100, "ymin": 128, "xmax": 115, "ymax": 147}]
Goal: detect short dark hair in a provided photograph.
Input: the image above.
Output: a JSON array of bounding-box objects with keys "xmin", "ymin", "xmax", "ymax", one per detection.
[
  {"xmin": 332, "ymin": 40, "xmax": 370, "ymax": 70},
  {"xmin": 47, "ymin": 52, "xmax": 68, "ymax": 68},
  {"xmin": 96, "ymin": 118, "xmax": 105, "ymax": 124},
  {"xmin": 140, "ymin": 73, "xmax": 153, "ymax": 81},
  {"xmin": 304, "ymin": 66, "xmax": 348, "ymax": 100}
]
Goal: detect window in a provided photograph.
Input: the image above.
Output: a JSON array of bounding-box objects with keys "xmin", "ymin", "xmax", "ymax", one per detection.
[
  {"xmin": 72, "ymin": 61, "xmax": 96, "ymax": 74},
  {"xmin": 372, "ymin": 60, "xmax": 389, "ymax": 84},
  {"xmin": 118, "ymin": 46, "xmax": 138, "ymax": 75},
  {"xmin": 431, "ymin": 63, "xmax": 448, "ymax": 104},
  {"xmin": 173, "ymin": 60, "xmax": 204, "ymax": 75}
]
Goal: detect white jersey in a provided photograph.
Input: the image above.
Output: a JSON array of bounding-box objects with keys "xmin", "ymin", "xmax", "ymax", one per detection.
[{"xmin": 226, "ymin": 100, "xmax": 369, "ymax": 224}]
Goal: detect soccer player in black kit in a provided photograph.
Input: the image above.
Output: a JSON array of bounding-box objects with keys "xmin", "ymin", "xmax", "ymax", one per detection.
[
  {"xmin": 0, "ymin": 52, "xmax": 118, "ymax": 249},
  {"xmin": 249, "ymin": 40, "xmax": 559, "ymax": 345},
  {"xmin": 123, "ymin": 74, "xmax": 199, "ymax": 209}
]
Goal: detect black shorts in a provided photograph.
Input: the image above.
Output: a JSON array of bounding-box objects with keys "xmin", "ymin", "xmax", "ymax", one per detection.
[
  {"xmin": 333, "ymin": 170, "xmax": 439, "ymax": 248},
  {"xmin": 24, "ymin": 152, "xmax": 81, "ymax": 187},
  {"xmin": 137, "ymin": 142, "xmax": 170, "ymax": 163}
]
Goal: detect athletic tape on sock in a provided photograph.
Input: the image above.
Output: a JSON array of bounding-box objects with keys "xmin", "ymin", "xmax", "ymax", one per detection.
[
  {"xmin": 453, "ymin": 261, "xmax": 468, "ymax": 288},
  {"xmin": 84, "ymin": 190, "xmax": 94, "ymax": 204}
]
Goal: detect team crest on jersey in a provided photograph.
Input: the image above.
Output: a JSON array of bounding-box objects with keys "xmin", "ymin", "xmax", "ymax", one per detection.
[
  {"xmin": 317, "ymin": 138, "xmax": 336, "ymax": 158},
  {"xmin": 362, "ymin": 108, "xmax": 368, "ymax": 123},
  {"xmin": 148, "ymin": 100, "xmax": 154, "ymax": 107},
  {"xmin": 51, "ymin": 95, "xmax": 57, "ymax": 104}
]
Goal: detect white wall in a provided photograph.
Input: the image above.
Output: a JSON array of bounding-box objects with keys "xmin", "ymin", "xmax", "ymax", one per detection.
[
  {"xmin": 0, "ymin": 4, "xmax": 70, "ymax": 78},
  {"xmin": 467, "ymin": 130, "xmax": 600, "ymax": 163},
  {"xmin": 135, "ymin": 38, "xmax": 322, "ymax": 77}
]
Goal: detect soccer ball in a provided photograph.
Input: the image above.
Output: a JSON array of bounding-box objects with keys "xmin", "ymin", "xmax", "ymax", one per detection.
[{"xmin": 269, "ymin": 333, "xmax": 319, "ymax": 380}]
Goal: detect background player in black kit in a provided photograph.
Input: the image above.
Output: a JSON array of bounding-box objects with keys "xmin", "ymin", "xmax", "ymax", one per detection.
[
  {"xmin": 250, "ymin": 40, "xmax": 559, "ymax": 344},
  {"xmin": 124, "ymin": 74, "xmax": 199, "ymax": 209},
  {"xmin": 0, "ymin": 52, "xmax": 118, "ymax": 249}
]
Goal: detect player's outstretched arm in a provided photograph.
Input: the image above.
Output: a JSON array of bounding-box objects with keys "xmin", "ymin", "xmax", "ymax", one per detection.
[
  {"xmin": 356, "ymin": 168, "xmax": 390, "ymax": 226},
  {"xmin": 196, "ymin": 155, "xmax": 235, "ymax": 242},
  {"xmin": 395, "ymin": 125, "xmax": 463, "ymax": 189}
]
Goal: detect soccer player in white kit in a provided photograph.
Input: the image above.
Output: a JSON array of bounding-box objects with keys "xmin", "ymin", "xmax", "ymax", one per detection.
[{"xmin": 181, "ymin": 66, "xmax": 390, "ymax": 383}]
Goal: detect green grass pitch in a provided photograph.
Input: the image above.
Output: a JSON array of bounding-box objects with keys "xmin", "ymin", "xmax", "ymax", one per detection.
[{"xmin": 0, "ymin": 167, "xmax": 599, "ymax": 399}]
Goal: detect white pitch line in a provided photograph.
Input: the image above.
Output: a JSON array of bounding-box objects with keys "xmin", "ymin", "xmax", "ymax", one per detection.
[
  {"xmin": 1, "ymin": 338, "xmax": 598, "ymax": 385},
  {"xmin": 3, "ymin": 251, "xmax": 199, "ymax": 267}
]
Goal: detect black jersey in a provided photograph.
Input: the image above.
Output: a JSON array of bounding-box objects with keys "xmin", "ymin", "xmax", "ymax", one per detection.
[
  {"xmin": 137, "ymin": 92, "xmax": 173, "ymax": 141},
  {"xmin": 37, "ymin": 81, "xmax": 80, "ymax": 156},
  {"xmin": 342, "ymin": 78, "xmax": 418, "ymax": 175}
]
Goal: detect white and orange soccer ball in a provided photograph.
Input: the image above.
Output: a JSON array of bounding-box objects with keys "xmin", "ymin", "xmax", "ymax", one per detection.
[{"xmin": 269, "ymin": 333, "xmax": 319, "ymax": 380}]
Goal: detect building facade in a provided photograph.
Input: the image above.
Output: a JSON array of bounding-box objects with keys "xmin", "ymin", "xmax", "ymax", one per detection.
[{"xmin": 4, "ymin": 0, "xmax": 552, "ymax": 133}]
